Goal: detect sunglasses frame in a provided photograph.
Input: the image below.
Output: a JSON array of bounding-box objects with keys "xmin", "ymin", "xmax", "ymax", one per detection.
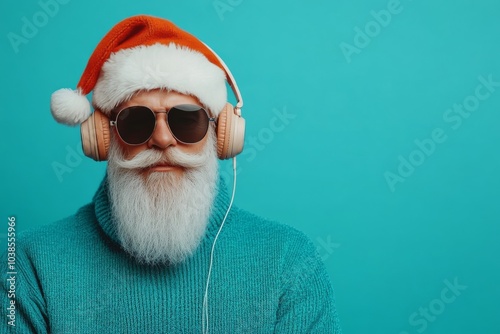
[{"xmin": 110, "ymin": 104, "xmax": 216, "ymax": 146}]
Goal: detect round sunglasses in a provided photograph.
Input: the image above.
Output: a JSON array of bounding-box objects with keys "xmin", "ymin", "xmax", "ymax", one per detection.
[{"xmin": 110, "ymin": 104, "xmax": 216, "ymax": 145}]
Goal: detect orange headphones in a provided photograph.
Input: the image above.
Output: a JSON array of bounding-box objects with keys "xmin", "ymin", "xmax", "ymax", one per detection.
[{"xmin": 81, "ymin": 45, "xmax": 245, "ymax": 162}]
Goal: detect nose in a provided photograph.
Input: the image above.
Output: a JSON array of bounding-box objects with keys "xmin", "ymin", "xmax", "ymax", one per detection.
[{"xmin": 147, "ymin": 113, "xmax": 177, "ymax": 149}]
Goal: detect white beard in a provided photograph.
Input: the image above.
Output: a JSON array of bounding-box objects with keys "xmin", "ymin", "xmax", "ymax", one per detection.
[{"xmin": 106, "ymin": 130, "xmax": 218, "ymax": 265}]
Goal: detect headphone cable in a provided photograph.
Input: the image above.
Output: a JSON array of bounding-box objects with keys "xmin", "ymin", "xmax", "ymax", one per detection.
[{"xmin": 202, "ymin": 157, "xmax": 237, "ymax": 334}]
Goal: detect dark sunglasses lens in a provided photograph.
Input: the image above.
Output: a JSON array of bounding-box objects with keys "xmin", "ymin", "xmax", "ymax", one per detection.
[
  {"xmin": 168, "ymin": 105, "xmax": 209, "ymax": 143},
  {"xmin": 116, "ymin": 106, "xmax": 156, "ymax": 145}
]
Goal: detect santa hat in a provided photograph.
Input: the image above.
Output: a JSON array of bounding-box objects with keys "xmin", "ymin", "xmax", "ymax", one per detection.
[{"xmin": 51, "ymin": 15, "xmax": 227, "ymax": 125}]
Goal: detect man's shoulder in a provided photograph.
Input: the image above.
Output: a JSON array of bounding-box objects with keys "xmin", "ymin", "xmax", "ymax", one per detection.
[
  {"xmin": 224, "ymin": 207, "xmax": 328, "ymax": 284},
  {"xmin": 17, "ymin": 202, "xmax": 98, "ymax": 250},
  {"xmin": 229, "ymin": 206, "xmax": 304, "ymax": 233},
  {"xmin": 227, "ymin": 206, "xmax": 315, "ymax": 250}
]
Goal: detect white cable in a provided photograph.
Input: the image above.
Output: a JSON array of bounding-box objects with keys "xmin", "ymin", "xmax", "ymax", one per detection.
[{"xmin": 202, "ymin": 157, "xmax": 237, "ymax": 334}]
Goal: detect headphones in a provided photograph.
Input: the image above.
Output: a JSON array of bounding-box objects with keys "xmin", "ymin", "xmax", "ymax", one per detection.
[{"xmin": 80, "ymin": 44, "xmax": 245, "ymax": 161}]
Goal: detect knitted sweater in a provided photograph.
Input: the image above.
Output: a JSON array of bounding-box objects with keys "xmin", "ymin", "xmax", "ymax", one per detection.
[{"xmin": 2, "ymin": 177, "xmax": 342, "ymax": 333}]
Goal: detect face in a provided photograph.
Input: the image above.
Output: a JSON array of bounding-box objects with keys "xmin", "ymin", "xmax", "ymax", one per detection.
[
  {"xmin": 105, "ymin": 89, "xmax": 220, "ymax": 265},
  {"xmin": 113, "ymin": 89, "xmax": 211, "ymax": 177}
]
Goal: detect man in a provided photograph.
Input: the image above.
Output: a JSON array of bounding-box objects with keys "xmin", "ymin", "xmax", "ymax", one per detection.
[{"xmin": 2, "ymin": 15, "xmax": 341, "ymax": 333}]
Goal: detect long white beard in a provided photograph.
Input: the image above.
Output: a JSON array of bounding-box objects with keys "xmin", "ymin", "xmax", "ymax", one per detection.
[{"xmin": 106, "ymin": 130, "xmax": 218, "ymax": 265}]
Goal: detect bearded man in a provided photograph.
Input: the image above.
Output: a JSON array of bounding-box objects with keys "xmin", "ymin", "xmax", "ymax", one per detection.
[{"xmin": 1, "ymin": 15, "xmax": 342, "ymax": 333}]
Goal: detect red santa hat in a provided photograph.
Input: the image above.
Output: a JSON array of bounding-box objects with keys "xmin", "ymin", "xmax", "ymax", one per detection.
[{"xmin": 51, "ymin": 15, "xmax": 227, "ymax": 125}]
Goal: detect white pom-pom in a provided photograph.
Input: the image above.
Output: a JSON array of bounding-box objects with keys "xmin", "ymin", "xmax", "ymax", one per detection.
[{"xmin": 50, "ymin": 88, "xmax": 91, "ymax": 125}]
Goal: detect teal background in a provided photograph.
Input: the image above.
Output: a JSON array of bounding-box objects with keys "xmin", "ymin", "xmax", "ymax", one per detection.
[{"xmin": 1, "ymin": 0, "xmax": 499, "ymax": 333}]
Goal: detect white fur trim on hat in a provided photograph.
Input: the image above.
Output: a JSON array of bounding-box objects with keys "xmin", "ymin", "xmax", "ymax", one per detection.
[
  {"xmin": 92, "ymin": 43, "xmax": 227, "ymax": 115},
  {"xmin": 50, "ymin": 88, "xmax": 92, "ymax": 125}
]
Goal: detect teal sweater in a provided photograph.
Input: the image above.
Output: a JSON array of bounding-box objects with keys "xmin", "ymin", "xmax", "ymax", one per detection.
[{"xmin": 2, "ymin": 177, "xmax": 342, "ymax": 333}]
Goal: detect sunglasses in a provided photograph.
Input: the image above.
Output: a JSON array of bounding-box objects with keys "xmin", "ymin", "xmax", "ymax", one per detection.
[{"xmin": 110, "ymin": 104, "xmax": 215, "ymax": 145}]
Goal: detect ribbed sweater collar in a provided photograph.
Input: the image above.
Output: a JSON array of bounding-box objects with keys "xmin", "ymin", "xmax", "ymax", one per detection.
[{"xmin": 92, "ymin": 174, "xmax": 231, "ymax": 246}]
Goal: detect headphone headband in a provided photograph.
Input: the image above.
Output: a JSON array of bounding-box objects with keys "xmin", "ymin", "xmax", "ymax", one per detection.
[{"xmin": 202, "ymin": 43, "xmax": 243, "ymax": 114}]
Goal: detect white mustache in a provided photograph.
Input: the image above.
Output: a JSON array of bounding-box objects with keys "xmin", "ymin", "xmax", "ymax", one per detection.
[{"xmin": 112, "ymin": 146, "xmax": 210, "ymax": 170}]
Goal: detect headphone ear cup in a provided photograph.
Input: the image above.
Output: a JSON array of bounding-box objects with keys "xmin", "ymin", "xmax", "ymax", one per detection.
[
  {"xmin": 216, "ymin": 104, "xmax": 230, "ymax": 159},
  {"xmin": 216, "ymin": 103, "xmax": 245, "ymax": 160},
  {"xmin": 81, "ymin": 110, "xmax": 110, "ymax": 161}
]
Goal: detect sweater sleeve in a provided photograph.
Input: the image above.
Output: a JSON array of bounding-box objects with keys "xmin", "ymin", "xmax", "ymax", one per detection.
[
  {"xmin": 274, "ymin": 236, "xmax": 342, "ymax": 334},
  {"xmin": 1, "ymin": 237, "xmax": 49, "ymax": 334}
]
